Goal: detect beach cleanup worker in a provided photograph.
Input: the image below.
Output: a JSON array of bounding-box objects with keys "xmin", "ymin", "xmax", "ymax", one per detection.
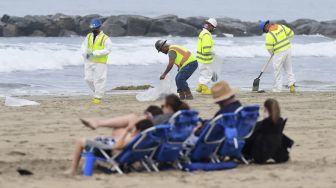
[
  {"xmin": 81, "ymin": 18, "xmax": 112, "ymax": 104},
  {"xmin": 196, "ymin": 18, "xmax": 217, "ymax": 95},
  {"xmin": 260, "ymin": 20, "xmax": 296, "ymax": 93},
  {"xmin": 155, "ymin": 40, "xmax": 198, "ymax": 100}
]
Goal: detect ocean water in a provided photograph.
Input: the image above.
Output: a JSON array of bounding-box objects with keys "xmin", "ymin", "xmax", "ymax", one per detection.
[
  {"xmin": 1, "ymin": 0, "xmax": 336, "ymax": 21},
  {"xmin": 0, "ymin": 35, "xmax": 335, "ymax": 96}
]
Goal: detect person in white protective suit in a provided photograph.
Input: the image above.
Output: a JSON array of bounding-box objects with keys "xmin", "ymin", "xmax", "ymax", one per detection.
[
  {"xmin": 196, "ymin": 18, "xmax": 217, "ymax": 95},
  {"xmin": 260, "ymin": 20, "xmax": 296, "ymax": 93},
  {"xmin": 81, "ymin": 18, "xmax": 112, "ymax": 104}
]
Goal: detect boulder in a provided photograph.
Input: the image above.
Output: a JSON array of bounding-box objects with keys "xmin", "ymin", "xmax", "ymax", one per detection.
[
  {"xmin": 30, "ymin": 30, "xmax": 46, "ymax": 37},
  {"xmin": 316, "ymin": 22, "xmax": 336, "ymax": 38},
  {"xmin": 1, "ymin": 14, "xmax": 10, "ymax": 23},
  {"xmin": 3, "ymin": 24, "xmax": 18, "ymax": 37},
  {"xmin": 147, "ymin": 19, "xmax": 198, "ymax": 36},
  {"xmin": 101, "ymin": 17, "xmax": 126, "ymax": 36},
  {"xmin": 290, "ymin": 19, "xmax": 320, "ymax": 35},
  {"xmin": 0, "ymin": 21, "xmax": 5, "ymax": 37},
  {"xmin": 179, "ymin": 16, "xmax": 208, "ymax": 29},
  {"xmin": 154, "ymin": 14, "xmax": 178, "ymax": 21},
  {"xmin": 127, "ymin": 16, "xmax": 151, "ymax": 36},
  {"xmin": 55, "ymin": 16, "xmax": 76, "ymax": 31},
  {"xmin": 59, "ymin": 29, "xmax": 78, "ymax": 37},
  {"xmin": 216, "ymin": 18, "xmax": 248, "ymax": 36},
  {"xmin": 42, "ymin": 20, "xmax": 60, "ymax": 36}
]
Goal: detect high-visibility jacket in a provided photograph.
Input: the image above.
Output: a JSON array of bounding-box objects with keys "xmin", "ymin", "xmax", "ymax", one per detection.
[
  {"xmin": 169, "ymin": 45, "xmax": 196, "ymax": 70},
  {"xmin": 197, "ymin": 29, "xmax": 214, "ymax": 64},
  {"xmin": 87, "ymin": 32, "xmax": 109, "ymax": 63},
  {"xmin": 265, "ymin": 24, "xmax": 294, "ymax": 54}
]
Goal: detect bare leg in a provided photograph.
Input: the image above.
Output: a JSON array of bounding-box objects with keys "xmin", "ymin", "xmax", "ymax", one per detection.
[
  {"xmin": 68, "ymin": 138, "xmax": 86, "ymax": 176},
  {"xmin": 81, "ymin": 114, "xmax": 143, "ymax": 130}
]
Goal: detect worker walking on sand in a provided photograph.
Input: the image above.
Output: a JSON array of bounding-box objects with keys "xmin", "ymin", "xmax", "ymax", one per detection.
[
  {"xmin": 196, "ymin": 18, "xmax": 217, "ymax": 95},
  {"xmin": 260, "ymin": 20, "xmax": 296, "ymax": 93},
  {"xmin": 81, "ymin": 18, "xmax": 112, "ymax": 104},
  {"xmin": 155, "ymin": 40, "xmax": 198, "ymax": 100}
]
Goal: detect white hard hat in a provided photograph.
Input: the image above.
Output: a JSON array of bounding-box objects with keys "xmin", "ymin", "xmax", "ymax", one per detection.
[{"xmin": 206, "ymin": 18, "xmax": 217, "ymax": 28}]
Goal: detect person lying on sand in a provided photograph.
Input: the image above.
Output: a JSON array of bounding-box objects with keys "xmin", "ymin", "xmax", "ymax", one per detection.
[
  {"xmin": 242, "ymin": 98, "xmax": 294, "ymax": 164},
  {"xmin": 80, "ymin": 94, "xmax": 189, "ymax": 139},
  {"xmin": 67, "ymin": 119, "xmax": 153, "ymax": 175}
]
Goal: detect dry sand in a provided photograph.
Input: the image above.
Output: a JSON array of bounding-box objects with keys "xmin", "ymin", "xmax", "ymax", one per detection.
[{"xmin": 0, "ymin": 92, "xmax": 335, "ymax": 188}]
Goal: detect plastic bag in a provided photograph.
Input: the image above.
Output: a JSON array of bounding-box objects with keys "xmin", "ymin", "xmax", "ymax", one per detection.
[
  {"xmin": 210, "ymin": 54, "xmax": 224, "ymax": 82},
  {"xmin": 5, "ymin": 96, "xmax": 40, "ymax": 107},
  {"xmin": 136, "ymin": 74, "xmax": 177, "ymax": 102}
]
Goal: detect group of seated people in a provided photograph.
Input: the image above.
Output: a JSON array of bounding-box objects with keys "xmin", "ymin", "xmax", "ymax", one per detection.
[{"xmin": 68, "ymin": 80, "xmax": 294, "ymax": 175}]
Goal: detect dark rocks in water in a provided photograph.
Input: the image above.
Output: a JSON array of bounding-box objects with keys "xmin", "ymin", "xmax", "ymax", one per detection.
[
  {"xmin": 127, "ymin": 16, "xmax": 152, "ymax": 36},
  {"xmin": 148, "ymin": 18, "xmax": 198, "ymax": 37},
  {"xmin": 101, "ymin": 17, "xmax": 127, "ymax": 37},
  {"xmin": 1, "ymin": 14, "xmax": 336, "ymax": 38}
]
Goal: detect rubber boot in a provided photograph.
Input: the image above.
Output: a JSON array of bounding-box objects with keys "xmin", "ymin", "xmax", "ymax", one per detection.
[
  {"xmin": 196, "ymin": 83, "xmax": 202, "ymax": 93},
  {"xmin": 185, "ymin": 89, "xmax": 194, "ymax": 100},
  {"xmin": 200, "ymin": 84, "xmax": 212, "ymax": 95},
  {"xmin": 289, "ymin": 84, "xmax": 296, "ymax": 93},
  {"xmin": 178, "ymin": 92, "xmax": 186, "ymax": 100},
  {"xmin": 91, "ymin": 97, "xmax": 102, "ymax": 104}
]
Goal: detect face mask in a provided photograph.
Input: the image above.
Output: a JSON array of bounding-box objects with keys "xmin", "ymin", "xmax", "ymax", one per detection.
[{"xmin": 92, "ymin": 29, "xmax": 100, "ymax": 35}]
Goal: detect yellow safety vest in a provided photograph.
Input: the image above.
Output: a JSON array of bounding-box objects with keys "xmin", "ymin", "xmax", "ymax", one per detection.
[
  {"xmin": 169, "ymin": 45, "xmax": 196, "ymax": 70},
  {"xmin": 87, "ymin": 32, "xmax": 109, "ymax": 63},
  {"xmin": 265, "ymin": 24, "xmax": 294, "ymax": 54},
  {"xmin": 197, "ymin": 29, "xmax": 214, "ymax": 64}
]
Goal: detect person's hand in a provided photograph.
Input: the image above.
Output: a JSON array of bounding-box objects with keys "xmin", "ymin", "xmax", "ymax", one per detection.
[
  {"xmin": 86, "ymin": 51, "xmax": 93, "ymax": 59},
  {"xmin": 160, "ymin": 74, "xmax": 166, "ymax": 80}
]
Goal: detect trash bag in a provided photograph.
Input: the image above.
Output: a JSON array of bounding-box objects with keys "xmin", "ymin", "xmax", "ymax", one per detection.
[
  {"xmin": 5, "ymin": 96, "xmax": 40, "ymax": 107},
  {"xmin": 211, "ymin": 54, "xmax": 224, "ymax": 82},
  {"xmin": 136, "ymin": 74, "xmax": 177, "ymax": 102}
]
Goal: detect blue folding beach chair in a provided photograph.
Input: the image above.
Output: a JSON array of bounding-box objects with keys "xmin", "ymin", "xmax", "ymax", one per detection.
[
  {"xmin": 81, "ymin": 125, "xmax": 170, "ymax": 176},
  {"xmin": 185, "ymin": 113, "xmax": 237, "ymax": 163},
  {"xmin": 149, "ymin": 110, "xmax": 199, "ymax": 170},
  {"xmin": 218, "ymin": 105, "xmax": 259, "ymax": 164}
]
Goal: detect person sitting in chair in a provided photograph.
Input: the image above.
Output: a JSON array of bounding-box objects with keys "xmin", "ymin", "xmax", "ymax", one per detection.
[{"xmin": 242, "ymin": 98, "xmax": 294, "ymax": 164}]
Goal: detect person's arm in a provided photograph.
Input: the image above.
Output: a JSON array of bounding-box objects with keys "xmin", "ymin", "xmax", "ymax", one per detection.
[
  {"xmin": 113, "ymin": 129, "xmax": 132, "ymax": 150},
  {"xmin": 160, "ymin": 51, "xmax": 176, "ymax": 80},
  {"xmin": 81, "ymin": 35, "xmax": 90, "ymax": 58},
  {"xmin": 265, "ymin": 34, "xmax": 275, "ymax": 55},
  {"xmin": 202, "ymin": 34, "xmax": 213, "ymax": 54},
  {"xmin": 283, "ymin": 25, "xmax": 294, "ymax": 38},
  {"xmin": 92, "ymin": 37, "xmax": 112, "ymax": 57}
]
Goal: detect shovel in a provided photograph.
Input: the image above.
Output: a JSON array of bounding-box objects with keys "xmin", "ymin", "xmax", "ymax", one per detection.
[{"xmin": 252, "ymin": 55, "xmax": 273, "ymax": 92}]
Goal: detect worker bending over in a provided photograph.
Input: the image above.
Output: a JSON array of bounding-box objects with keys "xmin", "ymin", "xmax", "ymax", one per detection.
[
  {"xmin": 155, "ymin": 40, "xmax": 198, "ymax": 100},
  {"xmin": 260, "ymin": 20, "xmax": 296, "ymax": 93}
]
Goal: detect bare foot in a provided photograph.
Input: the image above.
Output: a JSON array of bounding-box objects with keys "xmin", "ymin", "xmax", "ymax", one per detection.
[
  {"xmin": 80, "ymin": 118, "xmax": 97, "ymax": 130},
  {"xmin": 63, "ymin": 169, "xmax": 76, "ymax": 177}
]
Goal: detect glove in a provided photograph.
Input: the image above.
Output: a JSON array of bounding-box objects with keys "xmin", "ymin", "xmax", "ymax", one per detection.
[{"xmin": 86, "ymin": 52, "xmax": 93, "ymax": 59}]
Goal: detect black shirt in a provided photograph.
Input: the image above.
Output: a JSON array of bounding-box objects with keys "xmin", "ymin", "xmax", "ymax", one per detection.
[{"xmin": 214, "ymin": 100, "xmax": 242, "ymax": 117}]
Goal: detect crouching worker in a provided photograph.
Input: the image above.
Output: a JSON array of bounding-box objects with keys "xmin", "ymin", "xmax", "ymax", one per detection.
[
  {"xmin": 242, "ymin": 98, "xmax": 294, "ymax": 164},
  {"xmin": 67, "ymin": 119, "xmax": 153, "ymax": 175},
  {"xmin": 155, "ymin": 40, "xmax": 198, "ymax": 100}
]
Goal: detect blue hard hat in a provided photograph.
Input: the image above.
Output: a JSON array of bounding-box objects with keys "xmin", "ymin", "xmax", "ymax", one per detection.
[
  {"xmin": 259, "ymin": 20, "xmax": 270, "ymax": 32},
  {"xmin": 90, "ymin": 19, "xmax": 102, "ymax": 29}
]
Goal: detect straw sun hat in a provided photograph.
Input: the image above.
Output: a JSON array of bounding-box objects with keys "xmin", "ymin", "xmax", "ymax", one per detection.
[{"xmin": 211, "ymin": 81, "xmax": 238, "ymax": 103}]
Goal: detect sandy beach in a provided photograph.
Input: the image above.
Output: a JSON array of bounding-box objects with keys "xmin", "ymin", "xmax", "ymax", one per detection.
[{"xmin": 0, "ymin": 92, "xmax": 335, "ymax": 188}]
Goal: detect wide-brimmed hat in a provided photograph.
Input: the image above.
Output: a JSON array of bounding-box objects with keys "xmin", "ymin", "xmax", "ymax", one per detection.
[{"xmin": 211, "ymin": 81, "xmax": 237, "ymax": 103}]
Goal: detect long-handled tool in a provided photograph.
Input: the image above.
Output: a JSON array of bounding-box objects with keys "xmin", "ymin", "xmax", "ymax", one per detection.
[{"xmin": 252, "ymin": 55, "xmax": 273, "ymax": 92}]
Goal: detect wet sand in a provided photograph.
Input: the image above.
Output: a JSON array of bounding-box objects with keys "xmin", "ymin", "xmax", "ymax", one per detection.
[{"xmin": 0, "ymin": 92, "xmax": 335, "ymax": 188}]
